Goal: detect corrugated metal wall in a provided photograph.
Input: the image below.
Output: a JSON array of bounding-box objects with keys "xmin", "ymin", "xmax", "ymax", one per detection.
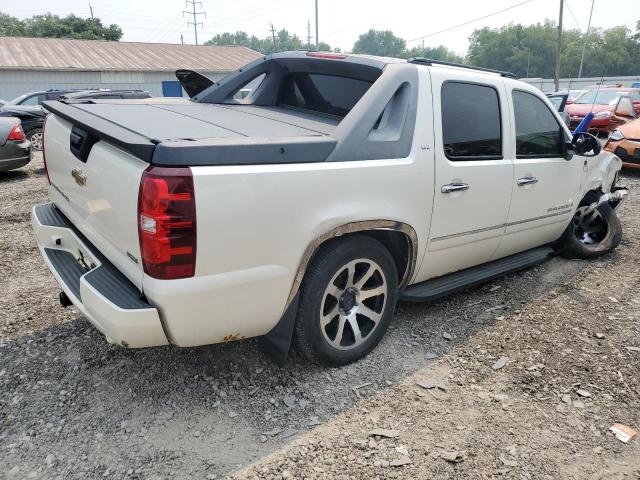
[{"xmin": 0, "ymin": 70, "xmax": 226, "ymax": 100}]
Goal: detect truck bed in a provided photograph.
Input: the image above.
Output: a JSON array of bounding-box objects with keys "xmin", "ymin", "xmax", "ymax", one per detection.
[{"xmin": 44, "ymin": 99, "xmax": 339, "ymax": 165}]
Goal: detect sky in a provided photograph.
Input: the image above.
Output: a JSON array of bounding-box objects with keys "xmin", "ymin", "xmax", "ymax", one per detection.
[{"xmin": 6, "ymin": 0, "xmax": 640, "ymax": 55}]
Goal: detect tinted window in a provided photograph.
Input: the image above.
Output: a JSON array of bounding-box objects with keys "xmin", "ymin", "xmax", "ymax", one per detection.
[
  {"xmin": 513, "ymin": 90, "xmax": 565, "ymax": 158},
  {"xmin": 280, "ymin": 73, "xmax": 372, "ymax": 117},
  {"xmin": 441, "ymin": 82, "xmax": 502, "ymax": 160}
]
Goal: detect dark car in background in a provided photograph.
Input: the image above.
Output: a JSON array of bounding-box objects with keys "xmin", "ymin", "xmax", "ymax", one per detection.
[
  {"xmin": 0, "ymin": 117, "xmax": 31, "ymax": 172},
  {"xmin": 0, "ymin": 89, "xmax": 152, "ymax": 150},
  {"xmin": 2, "ymin": 89, "xmax": 83, "ymax": 109}
]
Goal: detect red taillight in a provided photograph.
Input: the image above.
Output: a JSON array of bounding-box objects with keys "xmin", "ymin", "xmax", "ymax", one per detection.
[
  {"xmin": 138, "ymin": 166, "xmax": 196, "ymax": 279},
  {"xmin": 42, "ymin": 114, "xmax": 51, "ymax": 185},
  {"xmin": 7, "ymin": 124, "xmax": 25, "ymax": 142}
]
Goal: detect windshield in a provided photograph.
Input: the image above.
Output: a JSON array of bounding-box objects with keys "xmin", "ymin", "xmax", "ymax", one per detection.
[{"xmin": 575, "ymin": 90, "xmax": 627, "ymax": 105}]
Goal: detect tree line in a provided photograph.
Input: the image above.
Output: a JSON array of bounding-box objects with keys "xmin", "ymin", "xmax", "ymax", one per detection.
[
  {"xmin": 1, "ymin": 11, "xmax": 638, "ymax": 78},
  {"xmin": 0, "ymin": 12, "xmax": 122, "ymax": 41},
  {"xmin": 203, "ymin": 21, "xmax": 640, "ymax": 78}
]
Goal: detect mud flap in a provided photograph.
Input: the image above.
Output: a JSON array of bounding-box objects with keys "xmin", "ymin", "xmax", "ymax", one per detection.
[{"xmin": 257, "ymin": 294, "xmax": 299, "ymax": 366}]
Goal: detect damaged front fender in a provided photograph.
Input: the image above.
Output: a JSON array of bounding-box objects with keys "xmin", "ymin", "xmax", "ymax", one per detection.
[{"xmin": 581, "ymin": 150, "xmax": 623, "ymax": 197}]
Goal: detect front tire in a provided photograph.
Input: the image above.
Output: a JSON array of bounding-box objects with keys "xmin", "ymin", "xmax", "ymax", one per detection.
[
  {"xmin": 559, "ymin": 202, "xmax": 622, "ymax": 259},
  {"xmin": 293, "ymin": 235, "xmax": 398, "ymax": 367}
]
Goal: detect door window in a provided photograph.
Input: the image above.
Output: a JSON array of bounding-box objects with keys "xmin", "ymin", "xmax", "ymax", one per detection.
[
  {"xmin": 441, "ymin": 82, "xmax": 502, "ymax": 160},
  {"xmin": 512, "ymin": 90, "xmax": 566, "ymax": 158}
]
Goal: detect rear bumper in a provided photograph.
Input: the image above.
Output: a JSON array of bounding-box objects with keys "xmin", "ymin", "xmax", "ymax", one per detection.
[
  {"xmin": 32, "ymin": 203, "xmax": 168, "ymax": 348},
  {"xmin": 0, "ymin": 141, "xmax": 31, "ymax": 172}
]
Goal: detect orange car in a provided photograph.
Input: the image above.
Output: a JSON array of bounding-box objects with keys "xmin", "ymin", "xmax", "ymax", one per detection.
[{"xmin": 605, "ymin": 117, "xmax": 640, "ymax": 169}]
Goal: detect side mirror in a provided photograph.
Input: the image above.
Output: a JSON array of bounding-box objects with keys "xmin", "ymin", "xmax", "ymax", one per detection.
[{"xmin": 569, "ymin": 131, "xmax": 602, "ymax": 157}]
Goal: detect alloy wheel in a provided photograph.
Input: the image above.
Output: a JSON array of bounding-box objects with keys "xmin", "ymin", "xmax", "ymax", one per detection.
[
  {"xmin": 320, "ymin": 258, "xmax": 388, "ymax": 350},
  {"xmin": 29, "ymin": 131, "xmax": 43, "ymax": 151},
  {"xmin": 572, "ymin": 206, "xmax": 608, "ymax": 245}
]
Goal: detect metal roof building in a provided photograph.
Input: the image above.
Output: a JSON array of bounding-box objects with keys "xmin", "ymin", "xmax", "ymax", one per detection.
[{"xmin": 0, "ymin": 37, "xmax": 262, "ymax": 100}]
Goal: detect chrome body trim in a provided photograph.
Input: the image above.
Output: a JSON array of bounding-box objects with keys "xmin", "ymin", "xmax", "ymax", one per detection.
[{"xmin": 430, "ymin": 209, "xmax": 574, "ymax": 243}]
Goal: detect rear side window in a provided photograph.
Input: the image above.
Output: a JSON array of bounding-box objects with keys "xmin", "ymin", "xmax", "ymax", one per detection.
[
  {"xmin": 279, "ymin": 73, "xmax": 372, "ymax": 118},
  {"xmin": 513, "ymin": 90, "xmax": 565, "ymax": 158},
  {"xmin": 441, "ymin": 82, "xmax": 502, "ymax": 160},
  {"xmin": 20, "ymin": 94, "xmax": 44, "ymax": 106}
]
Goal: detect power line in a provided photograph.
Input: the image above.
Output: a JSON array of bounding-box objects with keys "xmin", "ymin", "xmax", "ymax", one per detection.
[
  {"xmin": 407, "ymin": 0, "xmax": 534, "ymax": 43},
  {"xmin": 184, "ymin": 0, "xmax": 206, "ymax": 45},
  {"xmin": 578, "ymin": 0, "xmax": 595, "ymax": 78},
  {"xmin": 563, "ymin": 0, "xmax": 582, "ymax": 31}
]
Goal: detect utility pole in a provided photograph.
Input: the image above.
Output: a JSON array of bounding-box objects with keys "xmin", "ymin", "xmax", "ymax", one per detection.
[
  {"xmin": 180, "ymin": 34, "xmax": 184, "ymax": 45},
  {"xmin": 270, "ymin": 23, "xmax": 277, "ymax": 51},
  {"xmin": 578, "ymin": 0, "xmax": 595, "ymax": 78},
  {"xmin": 526, "ymin": 47, "xmax": 531, "ymax": 78},
  {"xmin": 307, "ymin": 20, "xmax": 312, "ymax": 49},
  {"xmin": 315, "ymin": 0, "xmax": 319, "ymax": 47},
  {"xmin": 184, "ymin": 0, "xmax": 205, "ymax": 45},
  {"xmin": 553, "ymin": 0, "xmax": 564, "ymax": 92},
  {"xmin": 89, "ymin": 4, "xmax": 94, "ymax": 19}
]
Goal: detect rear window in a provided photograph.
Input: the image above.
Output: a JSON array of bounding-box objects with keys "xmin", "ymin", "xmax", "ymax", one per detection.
[{"xmin": 279, "ymin": 73, "xmax": 372, "ymax": 117}]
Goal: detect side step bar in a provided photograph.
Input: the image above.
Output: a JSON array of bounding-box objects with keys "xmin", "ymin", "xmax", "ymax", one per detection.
[{"xmin": 401, "ymin": 246, "xmax": 555, "ymax": 303}]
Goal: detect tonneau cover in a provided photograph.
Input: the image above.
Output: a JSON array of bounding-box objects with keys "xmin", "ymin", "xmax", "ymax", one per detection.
[{"xmin": 43, "ymin": 99, "xmax": 338, "ymax": 165}]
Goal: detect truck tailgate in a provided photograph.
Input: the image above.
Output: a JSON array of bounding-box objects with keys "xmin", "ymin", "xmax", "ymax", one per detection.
[{"xmin": 45, "ymin": 114, "xmax": 146, "ymax": 289}]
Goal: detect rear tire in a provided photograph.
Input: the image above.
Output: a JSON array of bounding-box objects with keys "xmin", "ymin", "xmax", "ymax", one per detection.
[
  {"xmin": 559, "ymin": 202, "xmax": 622, "ymax": 259},
  {"xmin": 27, "ymin": 128, "xmax": 43, "ymax": 151},
  {"xmin": 293, "ymin": 235, "xmax": 398, "ymax": 367}
]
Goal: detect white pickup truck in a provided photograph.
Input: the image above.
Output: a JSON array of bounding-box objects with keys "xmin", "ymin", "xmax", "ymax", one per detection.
[{"xmin": 33, "ymin": 52, "xmax": 628, "ymax": 366}]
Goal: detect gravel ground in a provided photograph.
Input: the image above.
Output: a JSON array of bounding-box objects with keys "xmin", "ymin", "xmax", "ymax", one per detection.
[
  {"xmin": 232, "ymin": 172, "xmax": 640, "ymax": 480},
  {"xmin": 0, "ymin": 154, "xmax": 638, "ymax": 479}
]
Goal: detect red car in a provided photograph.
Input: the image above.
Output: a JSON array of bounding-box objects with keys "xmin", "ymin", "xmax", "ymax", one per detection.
[{"xmin": 565, "ymin": 87, "xmax": 640, "ymax": 134}]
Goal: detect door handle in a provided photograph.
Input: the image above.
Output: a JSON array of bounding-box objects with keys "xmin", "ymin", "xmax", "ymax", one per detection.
[
  {"xmin": 517, "ymin": 176, "xmax": 538, "ymax": 186},
  {"xmin": 441, "ymin": 182, "xmax": 470, "ymax": 193}
]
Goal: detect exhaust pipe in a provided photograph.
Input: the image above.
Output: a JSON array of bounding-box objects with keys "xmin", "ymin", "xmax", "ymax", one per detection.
[{"xmin": 59, "ymin": 291, "xmax": 73, "ymax": 308}]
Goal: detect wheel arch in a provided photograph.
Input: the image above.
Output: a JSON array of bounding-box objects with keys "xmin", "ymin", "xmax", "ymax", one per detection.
[{"xmin": 285, "ymin": 220, "xmax": 418, "ymax": 308}]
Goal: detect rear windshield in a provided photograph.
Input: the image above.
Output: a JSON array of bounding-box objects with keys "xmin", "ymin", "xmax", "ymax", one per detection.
[
  {"xmin": 575, "ymin": 90, "xmax": 627, "ymax": 105},
  {"xmin": 279, "ymin": 73, "xmax": 372, "ymax": 118}
]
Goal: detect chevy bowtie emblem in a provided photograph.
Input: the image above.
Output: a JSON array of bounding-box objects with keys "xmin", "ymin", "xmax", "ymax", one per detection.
[{"xmin": 71, "ymin": 166, "xmax": 87, "ymax": 187}]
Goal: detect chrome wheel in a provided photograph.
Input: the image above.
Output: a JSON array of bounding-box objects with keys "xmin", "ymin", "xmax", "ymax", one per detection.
[
  {"xmin": 572, "ymin": 206, "xmax": 608, "ymax": 245},
  {"xmin": 320, "ymin": 258, "xmax": 387, "ymax": 350},
  {"xmin": 29, "ymin": 131, "xmax": 43, "ymax": 151}
]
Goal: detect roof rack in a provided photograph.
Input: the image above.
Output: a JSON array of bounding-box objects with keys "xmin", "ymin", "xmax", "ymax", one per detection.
[{"xmin": 407, "ymin": 57, "xmax": 518, "ymax": 79}]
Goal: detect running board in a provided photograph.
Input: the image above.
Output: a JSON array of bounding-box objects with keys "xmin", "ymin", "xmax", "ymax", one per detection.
[{"xmin": 401, "ymin": 247, "xmax": 555, "ymax": 303}]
